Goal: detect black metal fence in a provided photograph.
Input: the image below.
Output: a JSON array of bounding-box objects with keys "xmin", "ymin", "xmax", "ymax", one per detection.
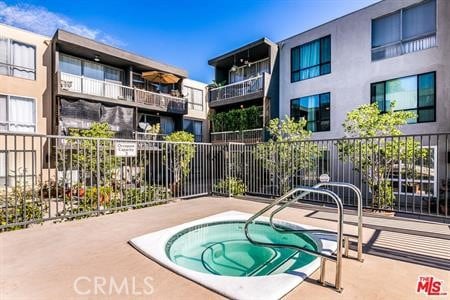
[
  {"xmin": 1, "ymin": 132, "xmax": 448, "ymax": 230},
  {"xmin": 216, "ymin": 134, "xmax": 449, "ymax": 220}
]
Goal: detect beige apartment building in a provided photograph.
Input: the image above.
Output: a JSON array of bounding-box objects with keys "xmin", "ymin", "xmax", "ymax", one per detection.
[
  {"xmin": 0, "ymin": 24, "xmax": 53, "ymax": 186},
  {"xmin": 1, "ymin": 24, "xmax": 209, "ymax": 187},
  {"xmin": 1, "ymin": 23, "xmax": 52, "ymax": 135}
]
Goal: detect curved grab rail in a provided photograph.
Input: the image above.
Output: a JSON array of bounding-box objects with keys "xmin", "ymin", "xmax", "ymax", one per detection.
[
  {"xmin": 269, "ymin": 182, "xmax": 364, "ymax": 262},
  {"xmin": 244, "ymin": 186, "xmax": 344, "ymax": 292}
]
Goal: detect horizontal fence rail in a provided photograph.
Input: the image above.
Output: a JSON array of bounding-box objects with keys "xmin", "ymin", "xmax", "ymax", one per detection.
[
  {"xmin": 0, "ymin": 133, "xmax": 211, "ymax": 230},
  {"xmin": 210, "ymin": 128, "xmax": 264, "ymax": 144},
  {"xmin": 1, "ymin": 132, "xmax": 448, "ymax": 230}
]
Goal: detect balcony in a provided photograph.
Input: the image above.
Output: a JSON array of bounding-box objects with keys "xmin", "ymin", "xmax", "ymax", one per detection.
[
  {"xmin": 208, "ymin": 74, "xmax": 266, "ymax": 108},
  {"xmin": 58, "ymin": 72, "xmax": 187, "ymax": 114}
]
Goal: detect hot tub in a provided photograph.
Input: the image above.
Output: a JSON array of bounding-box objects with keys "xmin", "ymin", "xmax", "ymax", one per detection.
[{"xmin": 130, "ymin": 211, "xmax": 337, "ymax": 299}]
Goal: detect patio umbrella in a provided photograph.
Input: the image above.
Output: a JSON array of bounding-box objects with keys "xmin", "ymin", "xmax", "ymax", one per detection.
[{"xmin": 142, "ymin": 71, "xmax": 180, "ymax": 84}]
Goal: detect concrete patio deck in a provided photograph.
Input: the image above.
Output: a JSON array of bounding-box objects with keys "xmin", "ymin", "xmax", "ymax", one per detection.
[{"xmin": 1, "ymin": 197, "xmax": 449, "ymax": 300}]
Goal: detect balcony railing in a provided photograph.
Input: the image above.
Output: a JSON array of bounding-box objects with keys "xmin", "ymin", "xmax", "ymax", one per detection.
[
  {"xmin": 209, "ymin": 75, "xmax": 263, "ymax": 104},
  {"xmin": 210, "ymin": 128, "xmax": 264, "ymax": 143},
  {"xmin": 134, "ymin": 89, "xmax": 186, "ymax": 114},
  {"xmin": 60, "ymin": 72, "xmax": 134, "ymax": 101},
  {"xmin": 59, "ymin": 72, "xmax": 186, "ymax": 114}
]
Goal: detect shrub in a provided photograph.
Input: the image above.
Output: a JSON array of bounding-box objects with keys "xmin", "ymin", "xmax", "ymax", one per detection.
[
  {"xmin": 215, "ymin": 177, "xmax": 246, "ymax": 196},
  {"xmin": 337, "ymin": 103, "xmax": 426, "ymax": 209},
  {"xmin": 0, "ymin": 185, "xmax": 45, "ymax": 230},
  {"xmin": 210, "ymin": 106, "xmax": 263, "ymax": 132},
  {"xmin": 164, "ymin": 131, "xmax": 196, "ymax": 188},
  {"xmin": 254, "ymin": 117, "xmax": 319, "ymax": 194}
]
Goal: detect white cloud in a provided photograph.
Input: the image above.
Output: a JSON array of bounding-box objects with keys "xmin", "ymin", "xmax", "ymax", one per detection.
[{"xmin": 0, "ymin": 1, "xmax": 124, "ymax": 46}]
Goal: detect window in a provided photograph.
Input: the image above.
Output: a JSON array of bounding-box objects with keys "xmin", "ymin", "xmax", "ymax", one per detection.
[
  {"xmin": 0, "ymin": 38, "xmax": 36, "ymax": 80},
  {"xmin": 0, "ymin": 151, "xmax": 36, "ymax": 187},
  {"xmin": 160, "ymin": 116, "xmax": 175, "ymax": 135},
  {"xmin": 290, "ymin": 92, "xmax": 330, "ymax": 132},
  {"xmin": 291, "ymin": 35, "xmax": 330, "ymax": 82},
  {"xmin": 183, "ymin": 119, "xmax": 203, "ymax": 142},
  {"xmin": 371, "ymin": 72, "xmax": 435, "ymax": 123},
  {"xmin": 229, "ymin": 58, "xmax": 270, "ymax": 83},
  {"xmin": 371, "ymin": 0, "xmax": 436, "ymax": 60},
  {"xmin": 0, "ymin": 94, "xmax": 36, "ymax": 132},
  {"xmin": 183, "ymin": 86, "xmax": 204, "ymax": 111},
  {"xmin": 59, "ymin": 54, "xmax": 124, "ymax": 83}
]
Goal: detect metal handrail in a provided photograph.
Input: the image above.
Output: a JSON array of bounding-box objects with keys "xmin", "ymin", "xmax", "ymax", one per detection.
[
  {"xmin": 244, "ymin": 186, "xmax": 344, "ymax": 292},
  {"xmin": 269, "ymin": 182, "xmax": 364, "ymax": 262}
]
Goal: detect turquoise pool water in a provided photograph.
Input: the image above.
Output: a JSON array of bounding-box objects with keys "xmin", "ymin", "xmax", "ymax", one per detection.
[{"xmin": 165, "ymin": 221, "xmax": 318, "ymax": 277}]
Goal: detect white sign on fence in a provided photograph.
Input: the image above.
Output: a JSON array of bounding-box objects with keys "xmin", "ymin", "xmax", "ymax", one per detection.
[
  {"xmin": 115, "ymin": 142, "xmax": 137, "ymax": 157},
  {"xmin": 319, "ymin": 173, "xmax": 330, "ymax": 183}
]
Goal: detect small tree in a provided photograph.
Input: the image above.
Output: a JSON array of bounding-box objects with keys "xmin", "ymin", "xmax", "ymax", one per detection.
[
  {"xmin": 338, "ymin": 103, "xmax": 426, "ymax": 209},
  {"xmin": 164, "ymin": 131, "xmax": 196, "ymax": 193},
  {"xmin": 254, "ymin": 117, "xmax": 319, "ymax": 194},
  {"xmin": 67, "ymin": 122, "xmax": 118, "ymax": 185}
]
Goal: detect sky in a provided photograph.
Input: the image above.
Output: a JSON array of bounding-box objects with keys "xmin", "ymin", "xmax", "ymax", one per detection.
[{"xmin": 0, "ymin": 0, "xmax": 379, "ymax": 82}]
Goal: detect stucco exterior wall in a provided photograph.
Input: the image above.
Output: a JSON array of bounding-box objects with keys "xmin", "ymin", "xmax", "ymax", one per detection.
[
  {"xmin": 279, "ymin": 0, "xmax": 450, "ymax": 139},
  {"xmin": 0, "ymin": 23, "xmax": 52, "ymax": 135},
  {"xmin": 183, "ymin": 78, "xmax": 209, "ymax": 141}
]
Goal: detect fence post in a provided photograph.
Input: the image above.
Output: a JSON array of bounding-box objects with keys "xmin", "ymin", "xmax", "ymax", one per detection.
[
  {"xmin": 209, "ymin": 144, "xmax": 214, "ymax": 195},
  {"xmin": 227, "ymin": 143, "xmax": 231, "ymax": 197},
  {"xmin": 96, "ymin": 140, "xmax": 100, "ymax": 215},
  {"xmin": 165, "ymin": 142, "xmax": 169, "ymax": 200},
  {"xmin": 243, "ymin": 144, "xmax": 246, "ymax": 195}
]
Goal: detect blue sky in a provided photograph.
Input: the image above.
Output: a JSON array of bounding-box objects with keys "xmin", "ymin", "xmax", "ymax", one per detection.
[{"xmin": 0, "ymin": 0, "xmax": 378, "ymax": 82}]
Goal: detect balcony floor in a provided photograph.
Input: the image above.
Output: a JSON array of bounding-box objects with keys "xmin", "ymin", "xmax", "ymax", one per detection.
[{"xmin": 1, "ymin": 197, "xmax": 449, "ymax": 299}]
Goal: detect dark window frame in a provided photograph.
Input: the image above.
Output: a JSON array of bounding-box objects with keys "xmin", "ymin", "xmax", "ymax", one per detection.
[
  {"xmin": 291, "ymin": 35, "xmax": 331, "ymax": 83},
  {"xmin": 370, "ymin": 71, "xmax": 436, "ymax": 123},
  {"xmin": 290, "ymin": 92, "xmax": 331, "ymax": 132},
  {"xmin": 183, "ymin": 118, "xmax": 203, "ymax": 142},
  {"xmin": 370, "ymin": 0, "xmax": 437, "ymax": 61}
]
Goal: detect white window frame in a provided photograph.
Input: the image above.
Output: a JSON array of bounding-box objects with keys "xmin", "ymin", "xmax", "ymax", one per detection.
[
  {"xmin": 183, "ymin": 86, "xmax": 204, "ymax": 111},
  {"xmin": 0, "ymin": 94, "xmax": 37, "ymax": 133},
  {"xmin": 0, "ymin": 38, "xmax": 36, "ymax": 80}
]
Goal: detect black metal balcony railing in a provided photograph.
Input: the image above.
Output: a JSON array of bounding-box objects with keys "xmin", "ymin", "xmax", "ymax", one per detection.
[{"xmin": 59, "ymin": 72, "xmax": 187, "ymax": 114}]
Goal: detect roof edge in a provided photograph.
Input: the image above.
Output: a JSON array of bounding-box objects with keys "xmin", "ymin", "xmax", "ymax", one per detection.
[
  {"xmin": 53, "ymin": 29, "xmax": 188, "ymax": 78},
  {"xmin": 208, "ymin": 37, "xmax": 277, "ymax": 66}
]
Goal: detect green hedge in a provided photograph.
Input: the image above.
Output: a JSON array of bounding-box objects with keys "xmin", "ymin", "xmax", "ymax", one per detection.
[{"xmin": 210, "ymin": 106, "xmax": 262, "ymax": 132}]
